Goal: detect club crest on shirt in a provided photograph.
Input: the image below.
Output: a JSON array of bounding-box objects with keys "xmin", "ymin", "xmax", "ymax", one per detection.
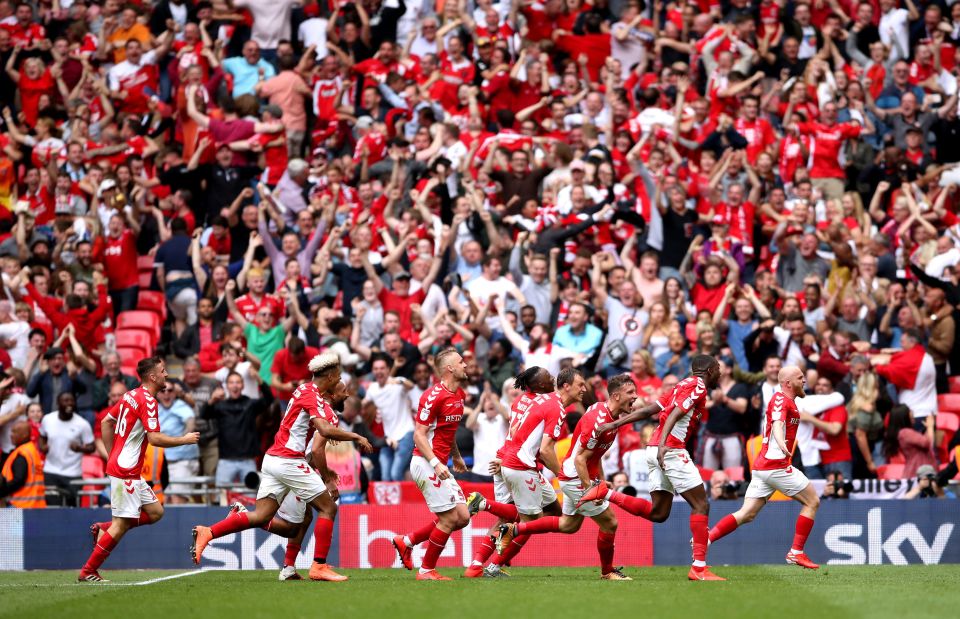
[{"xmin": 147, "ymin": 418, "xmax": 158, "ymax": 430}]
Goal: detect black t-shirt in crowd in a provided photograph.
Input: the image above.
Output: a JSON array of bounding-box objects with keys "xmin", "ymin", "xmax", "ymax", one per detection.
[
  {"xmin": 706, "ymin": 382, "xmax": 751, "ymax": 435},
  {"xmin": 660, "ymin": 207, "xmax": 698, "ymax": 269}
]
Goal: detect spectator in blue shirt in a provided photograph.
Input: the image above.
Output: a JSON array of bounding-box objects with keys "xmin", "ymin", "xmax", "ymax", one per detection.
[
  {"xmin": 222, "ymin": 40, "xmax": 276, "ymax": 98},
  {"xmin": 656, "ymin": 332, "xmax": 691, "ymax": 379},
  {"xmin": 157, "ymin": 384, "xmax": 199, "ymax": 504},
  {"xmin": 552, "ymin": 303, "xmax": 603, "ymax": 358}
]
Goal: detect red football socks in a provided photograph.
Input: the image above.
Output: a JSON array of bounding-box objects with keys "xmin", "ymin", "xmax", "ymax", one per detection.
[
  {"xmin": 285, "ymin": 542, "xmax": 301, "ymax": 567},
  {"xmin": 597, "ymin": 531, "xmax": 616, "ymax": 575},
  {"xmin": 408, "ymin": 519, "xmax": 439, "ymax": 546},
  {"xmin": 607, "ymin": 492, "xmax": 653, "ymax": 519},
  {"xmin": 690, "ymin": 514, "xmax": 709, "ymax": 565},
  {"xmin": 471, "ymin": 535, "xmax": 496, "ymax": 566},
  {"xmin": 516, "ymin": 516, "xmax": 561, "ymax": 535},
  {"xmin": 792, "ymin": 515, "xmax": 815, "ymax": 553},
  {"xmin": 709, "ymin": 514, "xmax": 740, "ymax": 543},
  {"xmin": 82, "ymin": 531, "xmax": 117, "ymax": 572},
  {"xmin": 133, "ymin": 512, "xmax": 152, "ymax": 527},
  {"xmin": 210, "ymin": 510, "xmax": 250, "ymax": 538},
  {"xmin": 421, "ymin": 526, "xmax": 450, "ymax": 571},
  {"xmin": 491, "ymin": 534, "xmax": 528, "ymax": 566},
  {"xmin": 313, "ymin": 518, "xmax": 334, "ymax": 563},
  {"xmin": 484, "ymin": 500, "xmax": 519, "ymax": 521}
]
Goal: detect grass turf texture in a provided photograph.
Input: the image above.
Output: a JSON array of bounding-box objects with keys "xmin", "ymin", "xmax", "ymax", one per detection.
[{"xmin": 1, "ymin": 566, "xmax": 956, "ymax": 619}]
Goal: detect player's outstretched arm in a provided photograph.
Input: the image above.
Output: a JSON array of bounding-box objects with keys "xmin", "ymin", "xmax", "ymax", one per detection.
[
  {"xmin": 597, "ymin": 402, "xmax": 660, "ymax": 435},
  {"xmin": 312, "ymin": 418, "xmax": 373, "ymax": 453},
  {"xmin": 146, "ymin": 431, "xmax": 200, "ymax": 448}
]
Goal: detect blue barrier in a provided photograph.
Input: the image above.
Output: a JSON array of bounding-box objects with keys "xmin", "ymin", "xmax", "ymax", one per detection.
[
  {"xmin": 652, "ymin": 500, "xmax": 960, "ymax": 566},
  {"xmin": 9, "ymin": 507, "xmax": 340, "ymax": 571},
  {"xmin": 1, "ymin": 500, "xmax": 957, "ymax": 570}
]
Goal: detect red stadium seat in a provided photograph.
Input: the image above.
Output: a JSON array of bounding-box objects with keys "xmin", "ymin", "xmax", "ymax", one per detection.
[
  {"xmin": 937, "ymin": 394, "xmax": 960, "ymax": 412},
  {"xmin": 138, "ymin": 256, "xmax": 154, "ymax": 272},
  {"xmin": 877, "ymin": 464, "xmax": 906, "ymax": 480},
  {"xmin": 949, "ymin": 376, "xmax": 960, "ymax": 394},
  {"xmin": 139, "ymin": 272, "xmax": 153, "ymax": 289},
  {"xmin": 697, "ymin": 466, "xmax": 714, "ymax": 482},
  {"xmin": 117, "ymin": 311, "xmax": 161, "ymax": 335},
  {"xmin": 115, "ymin": 329, "xmax": 153, "ymax": 353},
  {"xmin": 116, "ymin": 345, "xmax": 150, "ymax": 366},
  {"xmin": 724, "ymin": 466, "xmax": 745, "ymax": 481},
  {"xmin": 121, "ymin": 358, "xmax": 139, "ymax": 377},
  {"xmin": 936, "ymin": 412, "xmax": 959, "ymax": 463},
  {"xmin": 138, "ymin": 290, "xmax": 168, "ymax": 321}
]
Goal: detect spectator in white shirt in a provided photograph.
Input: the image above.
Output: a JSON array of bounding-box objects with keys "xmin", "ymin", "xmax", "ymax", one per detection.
[
  {"xmin": 38, "ymin": 392, "xmax": 94, "ymax": 506},
  {"xmin": 878, "ymin": 0, "xmax": 914, "ymax": 62},
  {"xmin": 362, "ymin": 355, "xmax": 415, "ymax": 481},
  {"xmin": 465, "ymin": 388, "xmax": 509, "ymax": 480}
]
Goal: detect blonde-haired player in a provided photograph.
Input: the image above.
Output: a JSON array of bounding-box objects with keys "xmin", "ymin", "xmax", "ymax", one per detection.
[
  {"xmin": 191, "ymin": 352, "xmax": 373, "ymax": 581},
  {"xmin": 393, "ymin": 348, "xmax": 470, "ymax": 580}
]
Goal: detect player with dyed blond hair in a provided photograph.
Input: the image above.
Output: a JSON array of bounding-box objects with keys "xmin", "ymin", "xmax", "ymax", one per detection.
[
  {"xmin": 707, "ymin": 365, "xmax": 821, "ymax": 569},
  {"xmin": 393, "ymin": 348, "xmax": 470, "ymax": 581},
  {"xmin": 228, "ymin": 380, "xmax": 353, "ymax": 581},
  {"xmin": 190, "ymin": 352, "xmax": 372, "ymax": 581}
]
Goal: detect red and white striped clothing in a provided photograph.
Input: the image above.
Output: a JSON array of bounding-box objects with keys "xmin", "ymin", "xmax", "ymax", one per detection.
[
  {"xmin": 500, "ymin": 392, "xmax": 566, "ymax": 471},
  {"xmin": 105, "ymin": 386, "xmax": 159, "ymax": 480},
  {"xmin": 267, "ymin": 382, "xmax": 333, "ymax": 459},
  {"xmin": 649, "ymin": 376, "xmax": 707, "ymax": 449},
  {"xmin": 412, "ymin": 382, "xmax": 466, "ymax": 464},
  {"xmin": 753, "ymin": 391, "xmax": 800, "ymax": 471},
  {"xmin": 558, "ymin": 402, "xmax": 617, "ymax": 482}
]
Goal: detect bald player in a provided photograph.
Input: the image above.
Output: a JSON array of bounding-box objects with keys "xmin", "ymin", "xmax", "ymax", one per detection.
[{"xmin": 707, "ymin": 365, "xmax": 821, "ymax": 569}]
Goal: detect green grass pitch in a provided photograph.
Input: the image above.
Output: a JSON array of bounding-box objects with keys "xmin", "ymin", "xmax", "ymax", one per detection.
[{"xmin": 2, "ymin": 566, "xmax": 958, "ymax": 619}]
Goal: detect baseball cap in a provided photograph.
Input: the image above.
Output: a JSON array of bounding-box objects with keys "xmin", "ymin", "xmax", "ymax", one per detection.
[
  {"xmin": 711, "ymin": 214, "xmax": 729, "ymax": 226},
  {"xmin": 393, "ymin": 269, "xmax": 412, "ymax": 281},
  {"xmin": 570, "ymin": 159, "xmax": 586, "ymax": 171},
  {"xmin": 98, "ymin": 179, "xmax": 117, "ymax": 196},
  {"xmin": 355, "ymin": 116, "xmax": 374, "ymax": 130},
  {"xmin": 916, "ymin": 464, "xmax": 937, "ymax": 478},
  {"xmin": 263, "ymin": 104, "xmax": 283, "ymax": 120}
]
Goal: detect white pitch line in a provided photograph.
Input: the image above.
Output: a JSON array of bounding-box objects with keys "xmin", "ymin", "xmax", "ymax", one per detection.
[
  {"xmin": 129, "ymin": 569, "xmax": 207, "ymax": 586},
  {"xmin": 0, "ymin": 569, "xmax": 209, "ymax": 588}
]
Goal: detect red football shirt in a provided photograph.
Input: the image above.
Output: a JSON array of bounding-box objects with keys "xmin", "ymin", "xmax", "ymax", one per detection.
[
  {"xmin": 500, "ymin": 392, "xmax": 566, "ymax": 471},
  {"xmin": 558, "ymin": 402, "xmax": 618, "ymax": 482},
  {"xmin": 102, "ymin": 229, "xmax": 140, "ymax": 291},
  {"xmin": 754, "ymin": 391, "xmax": 800, "ymax": 471},
  {"xmin": 105, "ymin": 386, "xmax": 159, "ymax": 479},
  {"xmin": 797, "ymin": 121, "xmax": 861, "ymax": 180},
  {"xmin": 412, "ymin": 382, "xmax": 466, "ymax": 464},
  {"xmin": 649, "ymin": 376, "xmax": 707, "ymax": 450}
]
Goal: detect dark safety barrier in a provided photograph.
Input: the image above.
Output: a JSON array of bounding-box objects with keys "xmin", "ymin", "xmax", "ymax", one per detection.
[{"xmin": 0, "ymin": 500, "xmax": 956, "ymax": 570}]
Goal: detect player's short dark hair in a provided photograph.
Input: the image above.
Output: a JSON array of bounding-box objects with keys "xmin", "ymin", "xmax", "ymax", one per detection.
[
  {"xmin": 690, "ymin": 354, "xmax": 718, "ymax": 375},
  {"xmin": 557, "ymin": 367, "xmax": 582, "ymax": 389},
  {"xmin": 137, "ymin": 356, "xmax": 164, "ymax": 380},
  {"xmin": 607, "ymin": 373, "xmax": 635, "ymax": 395}
]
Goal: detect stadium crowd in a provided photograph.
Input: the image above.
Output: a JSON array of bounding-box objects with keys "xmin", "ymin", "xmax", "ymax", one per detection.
[{"xmin": 2, "ymin": 0, "xmax": 960, "ymax": 509}]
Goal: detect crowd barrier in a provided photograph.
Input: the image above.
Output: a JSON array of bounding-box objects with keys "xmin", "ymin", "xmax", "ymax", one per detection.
[{"xmin": 1, "ymin": 501, "xmax": 956, "ymax": 570}]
